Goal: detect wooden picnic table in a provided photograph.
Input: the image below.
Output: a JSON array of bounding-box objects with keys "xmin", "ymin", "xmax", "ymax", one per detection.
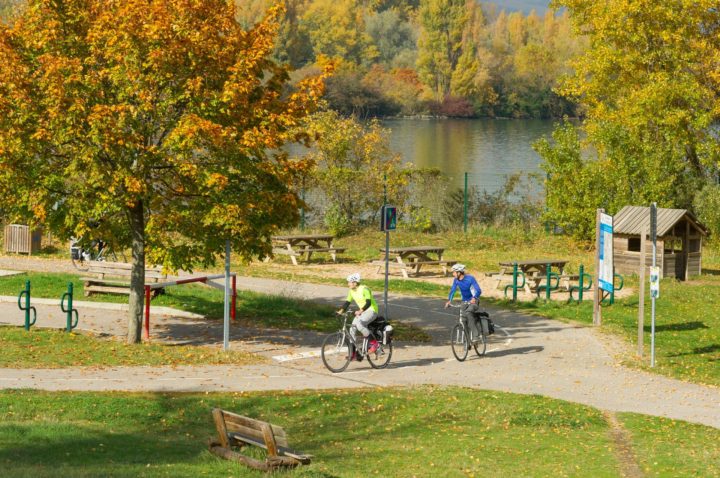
[
  {"xmin": 374, "ymin": 245, "xmax": 456, "ymax": 279},
  {"xmin": 270, "ymin": 234, "xmax": 345, "ymax": 265},
  {"xmin": 496, "ymin": 259, "xmax": 568, "ymax": 294}
]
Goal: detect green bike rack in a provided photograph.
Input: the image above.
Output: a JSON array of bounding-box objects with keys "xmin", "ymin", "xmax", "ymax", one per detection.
[
  {"xmin": 568, "ymin": 265, "xmax": 593, "ymax": 303},
  {"xmin": 601, "ymin": 273, "xmax": 624, "ymax": 305},
  {"xmin": 536, "ymin": 263, "xmax": 561, "ymax": 300},
  {"xmin": 504, "ymin": 263, "xmax": 526, "ymax": 302},
  {"xmin": 18, "ymin": 280, "xmax": 37, "ymax": 331},
  {"xmin": 60, "ymin": 282, "xmax": 79, "ymax": 332}
]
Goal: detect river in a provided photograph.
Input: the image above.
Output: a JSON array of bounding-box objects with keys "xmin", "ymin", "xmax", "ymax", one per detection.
[{"xmin": 382, "ymin": 118, "xmax": 557, "ymax": 192}]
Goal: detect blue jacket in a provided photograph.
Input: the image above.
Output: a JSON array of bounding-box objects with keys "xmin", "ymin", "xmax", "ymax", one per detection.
[{"xmin": 448, "ymin": 274, "xmax": 482, "ymax": 302}]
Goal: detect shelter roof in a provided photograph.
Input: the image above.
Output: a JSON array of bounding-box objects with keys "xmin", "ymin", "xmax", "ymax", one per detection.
[{"xmin": 613, "ymin": 206, "xmax": 708, "ymax": 237}]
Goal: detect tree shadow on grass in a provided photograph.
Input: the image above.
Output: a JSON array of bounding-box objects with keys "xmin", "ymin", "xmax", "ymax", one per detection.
[
  {"xmin": 668, "ymin": 344, "xmax": 720, "ymax": 358},
  {"xmin": 644, "ymin": 321, "xmax": 708, "ymax": 332}
]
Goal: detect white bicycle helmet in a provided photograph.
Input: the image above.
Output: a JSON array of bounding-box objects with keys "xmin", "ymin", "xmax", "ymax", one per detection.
[
  {"xmin": 346, "ymin": 272, "xmax": 361, "ymax": 283},
  {"xmin": 451, "ymin": 263, "xmax": 466, "ymax": 273}
]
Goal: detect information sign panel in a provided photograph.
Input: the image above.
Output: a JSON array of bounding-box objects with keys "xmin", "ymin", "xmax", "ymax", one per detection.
[{"xmin": 598, "ymin": 212, "xmax": 614, "ymax": 292}]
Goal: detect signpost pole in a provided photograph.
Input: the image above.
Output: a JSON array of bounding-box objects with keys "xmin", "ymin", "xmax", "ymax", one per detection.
[
  {"xmin": 223, "ymin": 239, "xmax": 230, "ymax": 351},
  {"xmin": 650, "ymin": 203, "xmax": 658, "ymax": 367},
  {"xmin": 381, "ymin": 200, "xmax": 397, "ymax": 319}
]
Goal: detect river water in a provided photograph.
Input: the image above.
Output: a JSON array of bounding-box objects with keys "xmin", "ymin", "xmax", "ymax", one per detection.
[{"xmin": 382, "ymin": 118, "xmax": 557, "ymax": 192}]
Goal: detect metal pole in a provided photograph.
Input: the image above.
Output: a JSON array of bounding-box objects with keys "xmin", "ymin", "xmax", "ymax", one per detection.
[
  {"xmin": 224, "ymin": 239, "xmax": 230, "ymax": 351},
  {"xmin": 651, "ymin": 203, "xmax": 657, "ymax": 367},
  {"xmin": 384, "ymin": 230, "xmax": 389, "ymax": 318},
  {"xmin": 463, "ymin": 172, "xmax": 468, "ymax": 233},
  {"xmin": 300, "ymin": 176, "xmax": 305, "ymax": 231},
  {"xmin": 383, "ymin": 175, "xmax": 389, "ymax": 318}
]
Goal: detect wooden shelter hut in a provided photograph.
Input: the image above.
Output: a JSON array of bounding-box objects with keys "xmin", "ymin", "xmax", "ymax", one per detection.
[{"xmin": 612, "ymin": 206, "xmax": 708, "ymax": 280}]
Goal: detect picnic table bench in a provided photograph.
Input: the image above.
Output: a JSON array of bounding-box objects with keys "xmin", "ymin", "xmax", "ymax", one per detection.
[
  {"xmin": 270, "ymin": 234, "xmax": 346, "ymax": 265},
  {"xmin": 208, "ymin": 408, "xmax": 311, "ymax": 472},
  {"xmin": 373, "ymin": 245, "xmax": 456, "ymax": 278},
  {"xmin": 80, "ymin": 261, "xmax": 167, "ymax": 296}
]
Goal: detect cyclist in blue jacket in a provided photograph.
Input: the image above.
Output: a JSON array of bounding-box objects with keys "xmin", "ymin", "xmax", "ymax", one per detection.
[{"xmin": 445, "ymin": 263, "xmax": 483, "ymax": 337}]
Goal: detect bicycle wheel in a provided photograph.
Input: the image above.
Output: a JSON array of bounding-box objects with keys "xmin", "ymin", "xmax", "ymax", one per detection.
[
  {"xmin": 451, "ymin": 324, "xmax": 468, "ymax": 362},
  {"xmin": 367, "ymin": 341, "xmax": 393, "ymax": 369},
  {"xmin": 321, "ymin": 332, "xmax": 352, "ymax": 373},
  {"xmin": 473, "ymin": 331, "xmax": 487, "ymax": 357}
]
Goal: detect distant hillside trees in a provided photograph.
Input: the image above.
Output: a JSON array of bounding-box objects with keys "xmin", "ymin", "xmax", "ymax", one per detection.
[{"xmin": 235, "ymin": 0, "xmax": 584, "ymax": 119}]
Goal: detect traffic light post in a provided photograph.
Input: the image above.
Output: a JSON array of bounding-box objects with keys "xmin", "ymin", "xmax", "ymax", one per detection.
[{"xmin": 380, "ymin": 205, "xmax": 397, "ymax": 318}]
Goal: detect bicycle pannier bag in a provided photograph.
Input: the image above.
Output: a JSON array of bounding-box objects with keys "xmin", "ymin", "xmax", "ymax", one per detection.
[{"xmin": 383, "ymin": 325, "xmax": 394, "ymax": 344}]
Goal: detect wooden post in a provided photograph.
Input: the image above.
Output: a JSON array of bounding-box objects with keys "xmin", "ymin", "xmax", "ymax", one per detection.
[
  {"xmin": 593, "ymin": 209, "xmax": 603, "ymax": 326},
  {"xmin": 638, "ymin": 226, "xmax": 647, "ymax": 357}
]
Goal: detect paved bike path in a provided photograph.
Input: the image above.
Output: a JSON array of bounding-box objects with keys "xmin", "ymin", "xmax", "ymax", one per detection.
[{"xmin": 0, "ymin": 275, "xmax": 718, "ymax": 429}]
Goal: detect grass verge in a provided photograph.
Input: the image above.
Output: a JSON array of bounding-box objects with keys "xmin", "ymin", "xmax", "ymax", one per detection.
[
  {"xmin": 0, "ymin": 387, "xmax": 718, "ymax": 478},
  {"xmin": 0, "ymin": 327, "xmax": 263, "ymax": 368}
]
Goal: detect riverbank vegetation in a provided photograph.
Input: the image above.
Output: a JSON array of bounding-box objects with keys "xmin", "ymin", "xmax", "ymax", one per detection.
[{"xmin": 1, "ymin": 387, "xmax": 718, "ymax": 477}]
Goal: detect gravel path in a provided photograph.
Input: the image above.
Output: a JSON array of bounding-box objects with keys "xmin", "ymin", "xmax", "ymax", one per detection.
[{"xmin": 0, "ymin": 257, "xmax": 718, "ymax": 429}]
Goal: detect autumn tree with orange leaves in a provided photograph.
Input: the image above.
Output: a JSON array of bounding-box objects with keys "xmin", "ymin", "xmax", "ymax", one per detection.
[{"xmin": 0, "ymin": 0, "xmax": 328, "ymax": 343}]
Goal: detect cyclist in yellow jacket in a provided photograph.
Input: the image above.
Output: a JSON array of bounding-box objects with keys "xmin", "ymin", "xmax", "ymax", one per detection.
[{"xmin": 337, "ymin": 272, "xmax": 380, "ymax": 356}]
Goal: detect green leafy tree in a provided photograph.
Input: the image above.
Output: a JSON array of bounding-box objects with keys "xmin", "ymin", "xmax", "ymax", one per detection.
[
  {"xmin": 0, "ymin": 0, "xmax": 327, "ymax": 342},
  {"xmin": 538, "ymin": 0, "xmax": 720, "ymax": 238},
  {"xmin": 300, "ymin": 110, "xmax": 407, "ymax": 231},
  {"xmin": 301, "ymin": 0, "xmax": 377, "ymax": 66},
  {"xmin": 416, "ymin": 0, "xmax": 468, "ymax": 101}
]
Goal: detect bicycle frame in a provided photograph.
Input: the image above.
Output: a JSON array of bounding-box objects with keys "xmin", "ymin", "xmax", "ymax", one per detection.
[
  {"xmin": 336, "ymin": 311, "xmax": 378, "ymax": 357},
  {"xmin": 448, "ymin": 301, "xmax": 487, "ymax": 361},
  {"xmin": 448, "ymin": 303, "xmax": 480, "ymax": 341}
]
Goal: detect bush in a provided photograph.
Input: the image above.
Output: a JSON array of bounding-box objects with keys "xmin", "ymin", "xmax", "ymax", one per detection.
[
  {"xmin": 694, "ymin": 184, "xmax": 720, "ymax": 241},
  {"xmin": 323, "ymin": 204, "xmax": 354, "ymax": 237}
]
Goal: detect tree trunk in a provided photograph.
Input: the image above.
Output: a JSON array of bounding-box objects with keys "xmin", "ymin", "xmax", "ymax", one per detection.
[{"xmin": 127, "ymin": 200, "xmax": 145, "ymax": 344}]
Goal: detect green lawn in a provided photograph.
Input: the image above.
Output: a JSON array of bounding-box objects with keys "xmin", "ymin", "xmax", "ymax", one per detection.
[
  {"xmin": 0, "ymin": 387, "xmax": 718, "ymax": 478},
  {"xmin": 0, "ymin": 327, "xmax": 262, "ymax": 367}
]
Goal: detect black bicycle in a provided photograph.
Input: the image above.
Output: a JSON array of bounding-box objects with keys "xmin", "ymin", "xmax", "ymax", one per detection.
[
  {"xmin": 448, "ymin": 302, "xmax": 488, "ymax": 361},
  {"xmin": 321, "ymin": 311, "xmax": 393, "ymax": 373}
]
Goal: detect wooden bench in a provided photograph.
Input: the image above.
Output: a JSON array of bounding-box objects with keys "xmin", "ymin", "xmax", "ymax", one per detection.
[
  {"xmin": 208, "ymin": 408, "xmax": 311, "ymax": 472},
  {"xmin": 80, "ymin": 261, "xmax": 167, "ymax": 296}
]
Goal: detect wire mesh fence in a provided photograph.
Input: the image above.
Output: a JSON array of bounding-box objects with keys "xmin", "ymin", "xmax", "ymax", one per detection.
[{"xmin": 293, "ymin": 170, "xmax": 546, "ymax": 233}]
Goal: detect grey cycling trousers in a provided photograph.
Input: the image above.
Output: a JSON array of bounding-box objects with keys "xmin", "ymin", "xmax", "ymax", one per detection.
[{"xmin": 350, "ymin": 308, "xmax": 378, "ymax": 339}]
